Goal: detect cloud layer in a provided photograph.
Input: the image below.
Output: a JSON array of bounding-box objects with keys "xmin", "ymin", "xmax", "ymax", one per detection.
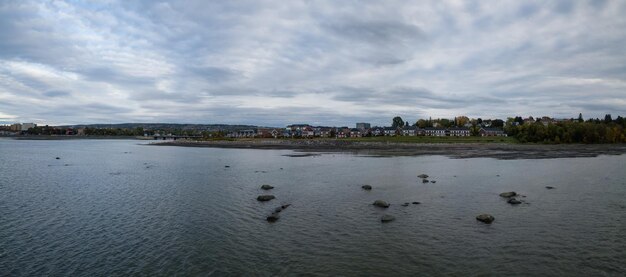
[{"xmin": 1, "ymin": 0, "xmax": 625, "ymax": 126}]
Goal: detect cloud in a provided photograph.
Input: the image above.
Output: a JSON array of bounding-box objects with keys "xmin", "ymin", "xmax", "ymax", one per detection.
[{"xmin": 0, "ymin": 0, "xmax": 625, "ymax": 126}]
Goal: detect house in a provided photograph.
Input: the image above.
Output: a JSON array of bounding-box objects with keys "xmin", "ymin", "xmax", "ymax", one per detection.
[
  {"xmin": 350, "ymin": 128, "xmax": 362, "ymax": 137},
  {"xmin": 302, "ymin": 126, "xmax": 315, "ymax": 137},
  {"xmin": 479, "ymin": 128, "xmax": 506, "ymax": 137},
  {"xmin": 318, "ymin": 127, "xmax": 334, "ymax": 138},
  {"xmin": 424, "ymin": 127, "xmax": 446, "ymax": 136},
  {"xmin": 230, "ymin": 129, "xmax": 256, "ymax": 138},
  {"xmin": 371, "ymin": 127, "xmax": 384, "ymax": 136},
  {"xmin": 402, "ymin": 126, "xmax": 419, "ymax": 136},
  {"xmin": 449, "ymin": 127, "xmax": 470, "ymax": 137},
  {"xmin": 383, "ymin": 127, "xmax": 398, "ymax": 136}
]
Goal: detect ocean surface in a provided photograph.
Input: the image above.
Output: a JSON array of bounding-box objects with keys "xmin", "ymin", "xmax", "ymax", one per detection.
[{"xmin": 1, "ymin": 139, "xmax": 625, "ymax": 276}]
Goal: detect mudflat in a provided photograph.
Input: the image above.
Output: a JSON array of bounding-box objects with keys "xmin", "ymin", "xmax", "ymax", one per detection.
[{"xmin": 152, "ymin": 139, "xmax": 626, "ymax": 160}]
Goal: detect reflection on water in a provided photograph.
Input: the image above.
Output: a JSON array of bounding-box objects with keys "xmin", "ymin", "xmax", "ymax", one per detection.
[{"xmin": 1, "ymin": 139, "xmax": 625, "ymax": 275}]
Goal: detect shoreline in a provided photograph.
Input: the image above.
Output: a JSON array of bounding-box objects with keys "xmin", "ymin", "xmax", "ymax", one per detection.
[{"xmin": 150, "ymin": 139, "xmax": 626, "ymax": 160}]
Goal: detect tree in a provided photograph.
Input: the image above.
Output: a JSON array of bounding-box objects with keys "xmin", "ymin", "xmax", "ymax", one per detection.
[
  {"xmin": 456, "ymin": 116, "xmax": 469, "ymax": 127},
  {"xmin": 604, "ymin": 114, "xmax": 612, "ymax": 123},
  {"xmin": 578, "ymin": 113, "xmax": 584, "ymax": 123},
  {"xmin": 492, "ymin": 119, "xmax": 504, "ymax": 128},
  {"xmin": 392, "ymin": 116, "xmax": 404, "ymax": 128}
]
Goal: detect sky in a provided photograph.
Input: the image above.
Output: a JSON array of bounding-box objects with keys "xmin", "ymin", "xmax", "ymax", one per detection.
[{"xmin": 1, "ymin": 0, "xmax": 625, "ymax": 127}]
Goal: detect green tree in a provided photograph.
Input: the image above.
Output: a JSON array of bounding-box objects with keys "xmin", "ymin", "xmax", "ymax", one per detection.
[
  {"xmin": 578, "ymin": 113, "xmax": 584, "ymax": 122},
  {"xmin": 392, "ymin": 116, "xmax": 404, "ymax": 128}
]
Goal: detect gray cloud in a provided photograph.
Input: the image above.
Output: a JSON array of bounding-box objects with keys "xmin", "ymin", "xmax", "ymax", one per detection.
[{"xmin": 0, "ymin": 0, "xmax": 625, "ymax": 126}]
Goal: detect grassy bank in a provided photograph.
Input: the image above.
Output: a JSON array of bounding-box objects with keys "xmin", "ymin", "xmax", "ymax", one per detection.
[{"xmin": 337, "ymin": 136, "xmax": 518, "ymax": 144}]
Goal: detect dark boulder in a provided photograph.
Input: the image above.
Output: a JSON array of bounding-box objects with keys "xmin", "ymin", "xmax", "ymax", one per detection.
[
  {"xmin": 545, "ymin": 186, "xmax": 555, "ymax": 190},
  {"xmin": 476, "ymin": 214, "xmax": 495, "ymax": 224},
  {"xmin": 257, "ymin": 195, "xmax": 275, "ymax": 202},
  {"xmin": 430, "ymin": 180, "xmax": 436, "ymax": 183},
  {"xmin": 499, "ymin": 191, "xmax": 517, "ymax": 198},
  {"xmin": 422, "ymin": 179, "xmax": 430, "ymax": 183},
  {"xmin": 261, "ymin": 184, "xmax": 274, "ymax": 190},
  {"xmin": 507, "ymin": 198, "xmax": 522, "ymax": 205},
  {"xmin": 418, "ymin": 174, "xmax": 429, "ymax": 178},
  {"xmin": 381, "ymin": 215, "xmax": 396, "ymax": 223},
  {"xmin": 55, "ymin": 157, "xmax": 60, "ymax": 160},
  {"xmin": 361, "ymin": 185, "xmax": 372, "ymax": 190},
  {"xmin": 267, "ymin": 212, "xmax": 280, "ymax": 222},
  {"xmin": 412, "ymin": 202, "xmax": 421, "ymax": 205},
  {"xmin": 373, "ymin": 200, "xmax": 390, "ymax": 208}
]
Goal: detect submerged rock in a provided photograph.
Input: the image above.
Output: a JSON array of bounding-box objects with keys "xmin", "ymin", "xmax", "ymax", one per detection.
[
  {"xmin": 55, "ymin": 157, "xmax": 60, "ymax": 160},
  {"xmin": 418, "ymin": 174, "xmax": 429, "ymax": 178},
  {"xmin": 430, "ymin": 180, "xmax": 436, "ymax": 183},
  {"xmin": 545, "ymin": 186, "xmax": 555, "ymax": 190},
  {"xmin": 373, "ymin": 200, "xmax": 390, "ymax": 208},
  {"xmin": 381, "ymin": 215, "xmax": 396, "ymax": 223},
  {"xmin": 361, "ymin": 185, "xmax": 372, "ymax": 190},
  {"xmin": 412, "ymin": 202, "xmax": 421, "ymax": 205},
  {"xmin": 257, "ymin": 195, "xmax": 275, "ymax": 202},
  {"xmin": 507, "ymin": 198, "xmax": 522, "ymax": 205},
  {"xmin": 267, "ymin": 212, "xmax": 280, "ymax": 222},
  {"xmin": 401, "ymin": 203, "xmax": 410, "ymax": 207},
  {"xmin": 224, "ymin": 165, "xmax": 230, "ymax": 168},
  {"xmin": 499, "ymin": 191, "xmax": 517, "ymax": 198},
  {"xmin": 422, "ymin": 179, "xmax": 430, "ymax": 183},
  {"xmin": 476, "ymin": 214, "xmax": 495, "ymax": 224},
  {"xmin": 275, "ymin": 204, "xmax": 291, "ymax": 213},
  {"xmin": 261, "ymin": 184, "xmax": 274, "ymax": 190}
]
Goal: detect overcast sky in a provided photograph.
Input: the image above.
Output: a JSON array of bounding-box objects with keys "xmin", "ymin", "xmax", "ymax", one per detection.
[{"xmin": 1, "ymin": 0, "xmax": 625, "ymax": 126}]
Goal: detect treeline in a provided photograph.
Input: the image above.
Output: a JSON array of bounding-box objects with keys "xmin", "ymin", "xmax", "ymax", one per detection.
[{"xmin": 505, "ymin": 116, "xmax": 626, "ymax": 143}]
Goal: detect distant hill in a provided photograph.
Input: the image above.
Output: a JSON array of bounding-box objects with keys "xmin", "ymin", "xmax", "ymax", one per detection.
[{"xmin": 57, "ymin": 123, "xmax": 276, "ymax": 131}]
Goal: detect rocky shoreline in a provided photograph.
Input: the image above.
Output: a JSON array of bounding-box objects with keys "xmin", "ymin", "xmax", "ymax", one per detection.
[{"xmin": 150, "ymin": 139, "xmax": 626, "ymax": 160}]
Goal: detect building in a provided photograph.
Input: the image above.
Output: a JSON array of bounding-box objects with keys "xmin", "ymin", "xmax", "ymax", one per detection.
[
  {"xmin": 402, "ymin": 126, "xmax": 419, "ymax": 136},
  {"xmin": 10, "ymin": 123, "xmax": 22, "ymax": 132},
  {"xmin": 356, "ymin": 123, "xmax": 371, "ymax": 130},
  {"xmin": 21, "ymin": 123, "xmax": 36, "ymax": 131},
  {"xmin": 424, "ymin": 128, "xmax": 446, "ymax": 136},
  {"xmin": 449, "ymin": 127, "xmax": 470, "ymax": 136},
  {"xmin": 479, "ymin": 128, "xmax": 506, "ymax": 137},
  {"xmin": 349, "ymin": 128, "xmax": 362, "ymax": 137},
  {"xmin": 383, "ymin": 127, "xmax": 398, "ymax": 136}
]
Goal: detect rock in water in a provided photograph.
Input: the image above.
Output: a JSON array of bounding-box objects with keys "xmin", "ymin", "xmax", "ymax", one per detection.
[
  {"xmin": 361, "ymin": 185, "xmax": 372, "ymax": 190},
  {"xmin": 422, "ymin": 179, "xmax": 430, "ymax": 183},
  {"xmin": 373, "ymin": 200, "xmax": 390, "ymax": 208},
  {"xmin": 401, "ymin": 203, "xmax": 409, "ymax": 207},
  {"xmin": 507, "ymin": 198, "xmax": 522, "ymax": 205},
  {"xmin": 499, "ymin": 191, "xmax": 517, "ymax": 198},
  {"xmin": 430, "ymin": 180, "xmax": 436, "ymax": 183},
  {"xmin": 381, "ymin": 215, "xmax": 395, "ymax": 223},
  {"xmin": 418, "ymin": 174, "xmax": 429, "ymax": 178},
  {"xmin": 267, "ymin": 212, "xmax": 280, "ymax": 222},
  {"xmin": 545, "ymin": 186, "xmax": 555, "ymax": 190},
  {"xmin": 476, "ymin": 214, "xmax": 495, "ymax": 224},
  {"xmin": 257, "ymin": 195, "xmax": 275, "ymax": 202},
  {"xmin": 55, "ymin": 157, "xmax": 60, "ymax": 160},
  {"xmin": 261, "ymin": 184, "xmax": 274, "ymax": 190},
  {"xmin": 412, "ymin": 202, "xmax": 421, "ymax": 205},
  {"xmin": 224, "ymin": 165, "xmax": 230, "ymax": 168}
]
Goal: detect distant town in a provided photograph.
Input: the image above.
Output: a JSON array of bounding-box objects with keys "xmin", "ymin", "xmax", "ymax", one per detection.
[{"xmin": 2, "ymin": 114, "xmax": 625, "ymax": 144}]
